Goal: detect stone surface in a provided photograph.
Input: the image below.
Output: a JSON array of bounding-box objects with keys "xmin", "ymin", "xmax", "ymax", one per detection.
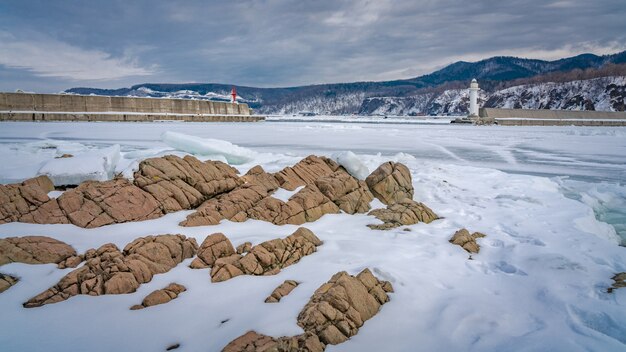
[
  {"xmin": 365, "ymin": 162, "xmax": 414, "ymax": 205},
  {"xmin": 608, "ymin": 272, "xmax": 626, "ymax": 293},
  {"xmin": 265, "ymin": 280, "xmax": 299, "ymax": 303},
  {"xmin": 133, "ymin": 155, "xmax": 242, "ymax": 213},
  {"xmin": 57, "ymin": 178, "xmax": 164, "ymax": 228},
  {"xmin": 367, "ymin": 199, "xmax": 438, "ymax": 230},
  {"xmin": 273, "ymin": 155, "xmax": 341, "ymax": 191},
  {"xmin": 0, "ymin": 273, "xmax": 18, "ymax": 293},
  {"xmin": 23, "ymin": 234, "xmax": 197, "ymax": 308},
  {"xmin": 449, "ymin": 228, "xmax": 486, "ymax": 254},
  {"xmin": 189, "ymin": 233, "xmax": 236, "ymax": 269},
  {"xmin": 224, "ymin": 269, "xmax": 393, "ymax": 352},
  {"xmin": 236, "ymin": 242, "xmax": 252, "ymax": 254},
  {"xmin": 211, "ymin": 228, "xmax": 322, "ymax": 283},
  {"xmin": 0, "ymin": 236, "xmax": 77, "ymax": 266},
  {"xmin": 130, "ymin": 283, "xmax": 186, "ymax": 310},
  {"xmin": 314, "ymin": 171, "xmax": 373, "ymax": 214},
  {"xmin": 0, "ymin": 176, "xmax": 67, "ymax": 225}
]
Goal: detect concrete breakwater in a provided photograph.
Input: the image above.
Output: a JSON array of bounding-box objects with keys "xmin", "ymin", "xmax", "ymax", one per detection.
[
  {"xmin": 0, "ymin": 92, "xmax": 263, "ymax": 122},
  {"xmin": 479, "ymin": 108, "xmax": 626, "ymax": 126}
]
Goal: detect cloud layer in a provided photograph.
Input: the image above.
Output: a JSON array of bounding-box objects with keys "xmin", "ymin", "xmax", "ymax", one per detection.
[{"xmin": 0, "ymin": 0, "xmax": 624, "ymax": 92}]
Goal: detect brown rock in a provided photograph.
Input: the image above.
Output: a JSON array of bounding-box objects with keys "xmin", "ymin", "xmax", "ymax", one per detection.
[
  {"xmin": 608, "ymin": 272, "xmax": 626, "ymax": 293},
  {"xmin": 23, "ymin": 234, "xmax": 197, "ymax": 308},
  {"xmin": 0, "ymin": 273, "xmax": 18, "ymax": 293},
  {"xmin": 0, "ymin": 176, "xmax": 67, "ymax": 225},
  {"xmin": 0, "ymin": 236, "xmax": 77, "ymax": 266},
  {"xmin": 314, "ymin": 171, "xmax": 373, "ymax": 214},
  {"xmin": 56, "ymin": 178, "xmax": 164, "ymax": 228},
  {"xmin": 449, "ymin": 228, "xmax": 486, "ymax": 254},
  {"xmin": 236, "ymin": 242, "xmax": 252, "ymax": 254},
  {"xmin": 265, "ymin": 280, "xmax": 299, "ymax": 303},
  {"xmin": 211, "ymin": 228, "xmax": 322, "ymax": 283},
  {"xmin": 190, "ymin": 233, "xmax": 235, "ymax": 269},
  {"xmin": 242, "ymin": 165, "xmax": 280, "ymax": 193},
  {"xmin": 365, "ymin": 162, "xmax": 414, "ymax": 205},
  {"xmin": 367, "ymin": 199, "xmax": 438, "ymax": 230},
  {"xmin": 130, "ymin": 283, "xmax": 186, "ymax": 310},
  {"xmin": 224, "ymin": 269, "xmax": 392, "ymax": 352},
  {"xmin": 55, "ymin": 154, "xmax": 73, "ymax": 158},
  {"xmin": 57, "ymin": 255, "xmax": 84, "ymax": 269},
  {"xmin": 133, "ymin": 155, "xmax": 243, "ymax": 213},
  {"xmin": 273, "ymin": 155, "xmax": 341, "ymax": 191}
]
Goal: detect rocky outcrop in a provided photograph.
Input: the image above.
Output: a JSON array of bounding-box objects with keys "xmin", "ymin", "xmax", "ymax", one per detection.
[
  {"xmin": 365, "ymin": 162, "xmax": 414, "ymax": 205},
  {"xmin": 273, "ymin": 156, "xmax": 341, "ymax": 191},
  {"xmin": 0, "ymin": 175, "xmax": 68, "ymax": 225},
  {"xmin": 0, "ymin": 236, "xmax": 78, "ymax": 266},
  {"xmin": 130, "ymin": 283, "xmax": 186, "ymax": 310},
  {"xmin": 0, "ymin": 273, "xmax": 18, "ymax": 293},
  {"xmin": 224, "ymin": 269, "xmax": 393, "ymax": 352},
  {"xmin": 314, "ymin": 172, "xmax": 373, "ymax": 214},
  {"xmin": 189, "ymin": 233, "xmax": 235, "ymax": 269},
  {"xmin": 449, "ymin": 228, "xmax": 486, "ymax": 254},
  {"xmin": 133, "ymin": 155, "xmax": 242, "ymax": 213},
  {"xmin": 211, "ymin": 228, "xmax": 322, "ymax": 283},
  {"xmin": 265, "ymin": 280, "xmax": 299, "ymax": 303},
  {"xmin": 236, "ymin": 242, "xmax": 252, "ymax": 254},
  {"xmin": 23, "ymin": 234, "xmax": 197, "ymax": 308},
  {"xmin": 608, "ymin": 272, "xmax": 626, "ymax": 293},
  {"xmin": 367, "ymin": 199, "xmax": 438, "ymax": 230}
]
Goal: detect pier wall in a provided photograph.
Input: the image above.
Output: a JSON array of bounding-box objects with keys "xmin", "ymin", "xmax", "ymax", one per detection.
[{"xmin": 480, "ymin": 108, "xmax": 626, "ymax": 126}]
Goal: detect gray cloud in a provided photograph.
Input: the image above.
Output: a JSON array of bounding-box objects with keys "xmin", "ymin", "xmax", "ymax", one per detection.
[{"xmin": 0, "ymin": 0, "xmax": 624, "ymax": 92}]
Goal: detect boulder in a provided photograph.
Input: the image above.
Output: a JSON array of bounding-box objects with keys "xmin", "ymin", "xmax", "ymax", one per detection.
[
  {"xmin": 608, "ymin": 272, "xmax": 626, "ymax": 293},
  {"xmin": 190, "ymin": 233, "xmax": 236, "ymax": 269},
  {"xmin": 236, "ymin": 242, "xmax": 252, "ymax": 254},
  {"xmin": 211, "ymin": 228, "xmax": 322, "ymax": 283},
  {"xmin": 133, "ymin": 155, "xmax": 243, "ymax": 213},
  {"xmin": 365, "ymin": 162, "xmax": 414, "ymax": 205},
  {"xmin": 0, "ymin": 176, "xmax": 67, "ymax": 225},
  {"xmin": 0, "ymin": 273, "xmax": 18, "ymax": 294},
  {"xmin": 314, "ymin": 171, "xmax": 373, "ymax": 214},
  {"xmin": 23, "ymin": 234, "xmax": 197, "ymax": 308},
  {"xmin": 242, "ymin": 165, "xmax": 280, "ymax": 193},
  {"xmin": 265, "ymin": 280, "xmax": 299, "ymax": 303},
  {"xmin": 0, "ymin": 236, "xmax": 77, "ymax": 266},
  {"xmin": 367, "ymin": 199, "xmax": 438, "ymax": 230},
  {"xmin": 130, "ymin": 283, "xmax": 186, "ymax": 310},
  {"xmin": 449, "ymin": 228, "xmax": 486, "ymax": 254},
  {"xmin": 273, "ymin": 155, "xmax": 341, "ymax": 191},
  {"xmin": 224, "ymin": 269, "xmax": 393, "ymax": 351},
  {"xmin": 56, "ymin": 178, "xmax": 164, "ymax": 228}
]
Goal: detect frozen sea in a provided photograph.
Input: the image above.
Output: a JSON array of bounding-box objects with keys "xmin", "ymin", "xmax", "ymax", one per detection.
[{"xmin": 1, "ymin": 119, "xmax": 625, "ymax": 352}]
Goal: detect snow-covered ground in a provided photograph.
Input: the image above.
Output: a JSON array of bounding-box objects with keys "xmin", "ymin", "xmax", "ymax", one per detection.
[{"xmin": 1, "ymin": 121, "xmax": 625, "ymax": 352}]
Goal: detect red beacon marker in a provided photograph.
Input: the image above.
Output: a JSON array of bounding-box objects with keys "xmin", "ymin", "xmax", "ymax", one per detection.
[{"xmin": 230, "ymin": 86, "xmax": 237, "ymax": 104}]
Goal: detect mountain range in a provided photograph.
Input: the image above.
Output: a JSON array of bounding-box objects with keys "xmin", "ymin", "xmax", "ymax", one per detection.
[{"xmin": 66, "ymin": 51, "xmax": 626, "ymax": 116}]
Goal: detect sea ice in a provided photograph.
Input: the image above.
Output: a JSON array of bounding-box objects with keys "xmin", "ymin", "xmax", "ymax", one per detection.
[
  {"xmin": 37, "ymin": 144, "xmax": 121, "ymax": 186},
  {"xmin": 332, "ymin": 151, "xmax": 370, "ymax": 180},
  {"xmin": 161, "ymin": 131, "xmax": 256, "ymax": 164}
]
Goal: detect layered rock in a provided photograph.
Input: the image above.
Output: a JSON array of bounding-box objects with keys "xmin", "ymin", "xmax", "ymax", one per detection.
[
  {"xmin": 273, "ymin": 156, "xmax": 341, "ymax": 190},
  {"xmin": 0, "ymin": 273, "xmax": 18, "ymax": 293},
  {"xmin": 265, "ymin": 280, "xmax": 299, "ymax": 303},
  {"xmin": 0, "ymin": 175, "xmax": 67, "ymax": 225},
  {"xmin": 211, "ymin": 228, "xmax": 322, "ymax": 283},
  {"xmin": 23, "ymin": 234, "xmax": 197, "ymax": 308},
  {"xmin": 189, "ymin": 233, "xmax": 236, "ymax": 269},
  {"xmin": 133, "ymin": 155, "xmax": 243, "ymax": 213},
  {"xmin": 0, "ymin": 236, "xmax": 78, "ymax": 266},
  {"xmin": 449, "ymin": 228, "xmax": 486, "ymax": 254},
  {"xmin": 367, "ymin": 199, "xmax": 438, "ymax": 230},
  {"xmin": 224, "ymin": 269, "xmax": 393, "ymax": 352},
  {"xmin": 130, "ymin": 283, "xmax": 186, "ymax": 310},
  {"xmin": 608, "ymin": 272, "xmax": 626, "ymax": 293},
  {"xmin": 365, "ymin": 162, "xmax": 414, "ymax": 205},
  {"xmin": 57, "ymin": 178, "xmax": 164, "ymax": 228}
]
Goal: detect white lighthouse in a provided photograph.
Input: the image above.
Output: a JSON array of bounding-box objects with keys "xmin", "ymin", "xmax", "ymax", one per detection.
[{"xmin": 468, "ymin": 78, "xmax": 479, "ymax": 117}]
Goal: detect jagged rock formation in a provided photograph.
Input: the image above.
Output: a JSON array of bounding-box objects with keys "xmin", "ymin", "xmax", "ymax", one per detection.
[
  {"xmin": 0, "ymin": 236, "xmax": 78, "ymax": 266},
  {"xmin": 189, "ymin": 233, "xmax": 236, "ymax": 269},
  {"xmin": 368, "ymin": 199, "xmax": 438, "ymax": 230},
  {"xmin": 0, "ymin": 175, "xmax": 67, "ymax": 225},
  {"xmin": 23, "ymin": 234, "xmax": 197, "ymax": 308},
  {"xmin": 608, "ymin": 273, "xmax": 626, "ymax": 293},
  {"xmin": 236, "ymin": 242, "xmax": 252, "ymax": 254},
  {"xmin": 133, "ymin": 155, "xmax": 242, "ymax": 212},
  {"xmin": 449, "ymin": 228, "xmax": 486, "ymax": 254},
  {"xmin": 211, "ymin": 228, "xmax": 322, "ymax": 283},
  {"xmin": 365, "ymin": 162, "xmax": 414, "ymax": 205},
  {"xmin": 223, "ymin": 269, "xmax": 393, "ymax": 352},
  {"xmin": 273, "ymin": 156, "xmax": 341, "ymax": 190},
  {"xmin": 265, "ymin": 280, "xmax": 299, "ymax": 303},
  {"xmin": 0, "ymin": 273, "xmax": 18, "ymax": 293},
  {"xmin": 130, "ymin": 283, "xmax": 186, "ymax": 310}
]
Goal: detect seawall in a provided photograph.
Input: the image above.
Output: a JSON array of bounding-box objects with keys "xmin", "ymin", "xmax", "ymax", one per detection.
[{"xmin": 480, "ymin": 108, "xmax": 626, "ymax": 126}]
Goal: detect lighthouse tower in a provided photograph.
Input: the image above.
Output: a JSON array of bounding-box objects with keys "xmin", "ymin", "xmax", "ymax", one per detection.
[
  {"xmin": 230, "ymin": 86, "xmax": 238, "ymax": 104},
  {"xmin": 468, "ymin": 78, "xmax": 479, "ymax": 117}
]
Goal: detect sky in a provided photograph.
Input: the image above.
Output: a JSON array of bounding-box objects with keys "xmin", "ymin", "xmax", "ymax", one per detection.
[{"xmin": 0, "ymin": 0, "xmax": 625, "ymax": 93}]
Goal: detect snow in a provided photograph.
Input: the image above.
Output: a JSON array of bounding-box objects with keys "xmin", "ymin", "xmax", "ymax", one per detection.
[
  {"xmin": 1, "ymin": 121, "xmax": 626, "ymax": 352},
  {"xmin": 272, "ymin": 186, "xmax": 304, "ymax": 202},
  {"xmin": 37, "ymin": 144, "xmax": 121, "ymax": 186},
  {"xmin": 331, "ymin": 151, "xmax": 369, "ymax": 180},
  {"xmin": 161, "ymin": 131, "xmax": 256, "ymax": 165}
]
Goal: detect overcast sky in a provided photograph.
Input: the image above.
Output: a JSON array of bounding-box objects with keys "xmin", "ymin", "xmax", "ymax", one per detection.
[{"xmin": 0, "ymin": 0, "xmax": 624, "ymax": 92}]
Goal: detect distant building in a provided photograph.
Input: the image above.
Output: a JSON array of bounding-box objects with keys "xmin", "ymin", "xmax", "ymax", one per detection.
[{"xmin": 468, "ymin": 78, "xmax": 479, "ymax": 117}]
